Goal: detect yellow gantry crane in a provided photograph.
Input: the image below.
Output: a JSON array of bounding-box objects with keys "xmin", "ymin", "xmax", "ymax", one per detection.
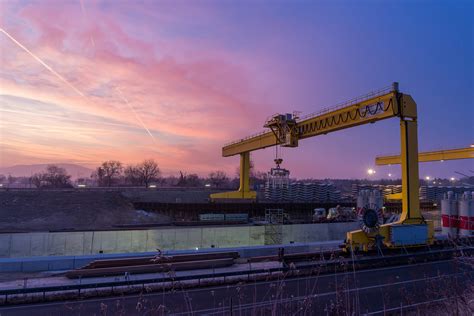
[
  {"xmin": 375, "ymin": 146, "xmax": 474, "ymax": 200},
  {"xmin": 212, "ymin": 82, "xmax": 435, "ymax": 251},
  {"xmin": 376, "ymin": 146, "xmax": 474, "ymax": 165}
]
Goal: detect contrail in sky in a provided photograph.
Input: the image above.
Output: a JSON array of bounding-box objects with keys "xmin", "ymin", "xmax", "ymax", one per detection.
[
  {"xmin": 0, "ymin": 108, "xmax": 138, "ymax": 129},
  {"xmin": 79, "ymin": 0, "xmax": 95, "ymax": 48},
  {"xmin": 0, "ymin": 28, "xmax": 85, "ymax": 97},
  {"xmin": 116, "ymin": 88, "xmax": 158, "ymax": 145},
  {"xmin": 1, "ymin": 27, "xmax": 158, "ymax": 145}
]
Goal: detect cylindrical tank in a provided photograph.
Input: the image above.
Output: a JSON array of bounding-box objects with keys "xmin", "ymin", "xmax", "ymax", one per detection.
[
  {"xmin": 369, "ymin": 190, "xmax": 384, "ymax": 210},
  {"xmin": 441, "ymin": 191, "xmax": 458, "ymax": 237},
  {"xmin": 459, "ymin": 192, "xmax": 473, "ymax": 236},
  {"xmin": 451, "ymin": 192, "xmax": 459, "ymax": 236},
  {"xmin": 441, "ymin": 193, "xmax": 451, "ymax": 236},
  {"xmin": 357, "ymin": 190, "xmax": 368, "ymax": 211}
]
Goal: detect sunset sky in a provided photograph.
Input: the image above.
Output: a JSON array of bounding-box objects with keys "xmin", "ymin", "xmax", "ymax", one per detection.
[{"xmin": 0, "ymin": 0, "xmax": 472, "ymax": 179}]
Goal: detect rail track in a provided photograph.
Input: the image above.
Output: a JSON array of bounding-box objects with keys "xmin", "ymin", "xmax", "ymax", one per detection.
[{"xmin": 1, "ymin": 237, "xmax": 472, "ymax": 306}]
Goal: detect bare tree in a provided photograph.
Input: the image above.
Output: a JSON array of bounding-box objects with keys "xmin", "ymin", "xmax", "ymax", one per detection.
[
  {"xmin": 124, "ymin": 165, "xmax": 141, "ymax": 186},
  {"xmin": 177, "ymin": 171, "xmax": 187, "ymax": 187},
  {"xmin": 124, "ymin": 159, "xmax": 160, "ymax": 187},
  {"xmin": 45, "ymin": 165, "xmax": 71, "ymax": 187},
  {"xmin": 186, "ymin": 173, "xmax": 201, "ymax": 187},
  {"xmin": 30, "ymin": 165, "xmax": 71, "ymax": 188},
  {"xmin": 176, "ymin": 171, "xmax": 202, "ymax": 187},
  {"xmin": 93, "ymin": 160, "xmax": 123, "ymax": 187},
  {"xmin": 30, "ymin": 173, "xmax": 45, "ymax": 188},
  {"xmin": 137, "ymin": 159, "xmax": 160, "ymax": 187},
  {"xmin": 209, "ymin": 171, "xmax": 229, "ymax": 188}
]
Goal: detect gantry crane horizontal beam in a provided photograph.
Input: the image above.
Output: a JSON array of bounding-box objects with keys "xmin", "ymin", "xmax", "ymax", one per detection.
[
  {"xmin": 375, "ymin": 146, "xmax": 474, "ymax": 165},
  {"xmin": 223, "ymin": 84, "xmax": 415, "ymax": 157}
]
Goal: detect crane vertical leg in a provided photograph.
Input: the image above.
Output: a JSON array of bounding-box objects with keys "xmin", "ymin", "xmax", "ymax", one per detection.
[
  {"xmin": 238, "ymin": 151, "xmax": 251, "ymax": 193},
  {"xmin": 210, "ymin": 152, "xmax": 257, "ymax": 200},
  {"xmin": 399, "ymin": 119, "xmax": 422, "ymax": 222},
  {"xmin": 345, "ymin": 117, "xmax": 433, "ymax": 251}
]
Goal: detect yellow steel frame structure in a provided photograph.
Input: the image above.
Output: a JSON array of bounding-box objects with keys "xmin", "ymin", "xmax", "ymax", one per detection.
[
  {"xmin": 377, "ymin": 146, "xmax": 473, "ymax": 201},
  {"xmin": 211, "ymin": 82, "xmax": 434, "ymax": 251},
  {"xmin": 376, "ymin": 146, "xmax": 474, "ymax": 165}
]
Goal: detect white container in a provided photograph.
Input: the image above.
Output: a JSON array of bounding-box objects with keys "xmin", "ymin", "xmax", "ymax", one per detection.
[
  {"xmin": 459, "ymin": 192, "xmax": 473, "ymax": 236},
  {"xmin": 357, "ymin": 190, "xmax": 368, "ymax": 211},
  {"xmin": 369, "ymin": 190, "xmax": 384, "ymax": 210},
  {"xmin": 441, "ymin": 191, "xmax": 458, "ymax": 237}
]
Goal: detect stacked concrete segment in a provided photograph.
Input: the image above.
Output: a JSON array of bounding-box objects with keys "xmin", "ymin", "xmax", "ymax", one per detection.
[
  {"xmin": 420, "ymin": 186, "xmax": 473, "ymax": 201},
  {"xmin": 265, "ymin": 181, "xmax": 340, "ymax": 202}
]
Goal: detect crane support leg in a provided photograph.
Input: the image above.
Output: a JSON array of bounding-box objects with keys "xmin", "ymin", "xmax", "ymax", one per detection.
[
  {"xmin": 399, "ymin": 118, "xmax": 422, "ymax": 222},
  {"xmin": 345, "ymin": 117, "xmax": 434, "ymax": 252},
  {"xmin": 210, "ymin": 152, "xmax": 257, "ymax": 200}
]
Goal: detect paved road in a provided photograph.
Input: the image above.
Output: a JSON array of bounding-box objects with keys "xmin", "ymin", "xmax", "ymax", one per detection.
[{"xmin": 0, "ymin": 259, "xmax": 472, "ymax": 315}]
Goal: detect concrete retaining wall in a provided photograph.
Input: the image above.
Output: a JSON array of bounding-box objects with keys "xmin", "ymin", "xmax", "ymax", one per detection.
[
  {"xmin": 0, "ymin": 240, "xmax": 342, "ymax": 272},
  {"xmin": 0, "ymin": 222, "xmax": 359, "ymax": 258}
]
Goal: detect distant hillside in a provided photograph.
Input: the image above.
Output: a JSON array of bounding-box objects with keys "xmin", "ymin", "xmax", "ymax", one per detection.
[{"xmin": 0, "ymin": 164, "xmax": 94, "ymax": 179}]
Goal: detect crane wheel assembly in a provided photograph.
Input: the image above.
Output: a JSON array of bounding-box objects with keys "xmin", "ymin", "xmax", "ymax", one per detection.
[{"xmin": 211, "ymin": 82, "xmax": 435, "ymax": 252}]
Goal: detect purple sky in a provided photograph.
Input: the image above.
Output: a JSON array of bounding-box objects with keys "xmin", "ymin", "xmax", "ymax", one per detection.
[{"xmin": 0, "ymin": 0, "xmax": 472, "ymax": 179}]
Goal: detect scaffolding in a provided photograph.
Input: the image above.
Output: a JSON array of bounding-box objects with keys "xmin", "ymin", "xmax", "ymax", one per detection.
[{"xmin": 264, "ymin": 209, "xmax": 284, "ymax": 245}]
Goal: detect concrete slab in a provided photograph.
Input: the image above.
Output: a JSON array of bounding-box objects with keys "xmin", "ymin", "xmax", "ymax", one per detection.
[
  {"xmin": 116, "ymin": 230, "xmax": 133, "ymax": 253},
  {"xmin": 82, "ymin": 231, "xmax": 94, "ymax": 255},
  {"xmin": 99, "ymin": 231, "xmax": 119, "ymax": 254},
  {"xmin": 186, "ymin": 228, "xmax": 203, "ymax": 249},
  {"xmin": 30, "ymin": 233, "xmax": 47, "ymax": 257},
  {"xmin": 47, "ymin": 233, "xmax": 67, "ymax": 257},
  {"xmin": 90, "ymin": 231, "xmax": 104, "ymax": 254},
  {"xmin": 10, "ymin": 234, "xmax": 32, "ymax": 257},
  {"xmin": 249, "ymin": 226, "xmax": 265, "ymax": 245},
  {"xmin": 130, "ymin": 230, "xmax": 148, "ymax": 253},
  {"xmin": 201, "ymin": 228, "xmax": 217, "ymax": 248},
  {"xmin": 64, "ymin": 232, "xmax": 86, "ymax": 256}
]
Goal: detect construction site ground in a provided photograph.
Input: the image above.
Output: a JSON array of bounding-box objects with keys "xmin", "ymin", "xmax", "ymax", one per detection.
[{"xmin": 0, "ymin": 190, "xmax": 172, "ymax": 233}]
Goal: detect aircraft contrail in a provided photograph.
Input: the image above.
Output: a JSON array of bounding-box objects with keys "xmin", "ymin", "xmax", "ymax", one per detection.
[
  {"xmin": 1, "ymin": 27, "xmax": 158, "ymax": 145},
  {"xmin": 116, "ymin": 88, "xmax": 158, "ymax": 145},
  {"xmin": 0, "ymin": 108, "xmax": 138, "ymax": 129},
  {"xmin": 79, "ymin": 0, "xmax": 95, "ymax": 48},
  {"xmin": 0, "ymin": 28, "xmax": 85, "ymax": 97}
]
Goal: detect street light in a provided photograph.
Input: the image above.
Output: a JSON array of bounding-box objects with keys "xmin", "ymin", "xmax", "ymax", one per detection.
[
  {"xmin": 367, "ymin": 168, "xmax": 376, "ymax": 175},
  {"xmin": 425, "ymin": 176, "xmax": 430, "ymax": 181},
  {"xmin": 450, "ymin": 177, "xmax": 455, "ymax": 181},
  {"xmin": 388, "ymin": 173, "xmax": 392, "ymax": 177}
]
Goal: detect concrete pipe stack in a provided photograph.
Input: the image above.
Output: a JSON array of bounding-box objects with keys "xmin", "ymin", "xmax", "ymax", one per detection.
[{"xmin": 459, "ymin": 192, "xmax": 474, "ymax": 236}]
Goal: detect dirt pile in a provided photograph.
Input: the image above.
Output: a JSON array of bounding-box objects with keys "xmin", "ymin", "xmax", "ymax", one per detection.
[{"xmin": 0, "ymin": 190, "xmax": 171, "ymax": 232}]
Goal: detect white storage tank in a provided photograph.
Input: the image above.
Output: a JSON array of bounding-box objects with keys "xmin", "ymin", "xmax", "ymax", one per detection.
[
  {"xmin": 369, "ymin": 190, "xmax": 384, "ymax": 210},
  {"xmin": 441, "ymin": 191, "xmax": 458, "ymax": 237},
  {"xmin": 459, "ymin": 192, "xmax": 473, "ymax": 236},
  {"xmin": 357, "ymin": 190, "xmax": 369, "ymax": 211}
]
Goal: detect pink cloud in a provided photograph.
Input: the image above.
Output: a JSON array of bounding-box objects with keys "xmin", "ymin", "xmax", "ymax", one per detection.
[{"xmin": 0, "ymin": 1, "xmax": 276, "ymax": 175}]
